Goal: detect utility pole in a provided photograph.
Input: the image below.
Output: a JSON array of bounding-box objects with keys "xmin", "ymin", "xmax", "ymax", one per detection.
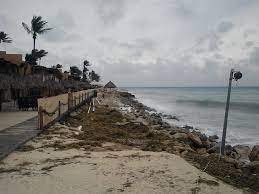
[{"xmin": 220, "ymin": 69, "xmax": 242, "ymax": 155}]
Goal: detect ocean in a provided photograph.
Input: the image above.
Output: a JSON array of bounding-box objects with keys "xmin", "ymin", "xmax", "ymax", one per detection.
[{"xmin": 122, "ymin": 87, "xmax": 259, "ymax": 146}]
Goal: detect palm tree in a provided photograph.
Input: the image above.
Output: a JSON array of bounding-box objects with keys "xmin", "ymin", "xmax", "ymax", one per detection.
[
  {"xmin": 25, "ymin": 49, "xmax": 48, "ymax": 65},
  {"xmin": 22, "ymin": 16, "xmax": 52, "ymax": 50},
  {"xmin": 83, "ymin": 60, "xmax": 90, "ymax": 81},
  {"xmin": 0, "ymin": 31, "xmax": 12, "ymax": 44}
]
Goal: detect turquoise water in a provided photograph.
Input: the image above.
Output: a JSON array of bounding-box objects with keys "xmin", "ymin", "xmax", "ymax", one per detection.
[{"xmin": 122, "ymin": 87, "xmax": 259, "ymax": 145}]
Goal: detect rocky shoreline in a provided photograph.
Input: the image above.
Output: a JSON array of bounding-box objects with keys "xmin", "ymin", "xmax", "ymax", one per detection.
[{"xmin": 117, "ymin": 90, "xmax": 259, "ymax": 192}]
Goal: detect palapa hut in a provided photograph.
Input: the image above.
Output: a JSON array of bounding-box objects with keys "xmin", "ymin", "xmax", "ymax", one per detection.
[
  {"xmin": 104, "ymin": 81, "xmax": 117, "ymax": 91},
  {"xmin": 104, "ymin": 81, "xmax": 117, "ymax": 88}
]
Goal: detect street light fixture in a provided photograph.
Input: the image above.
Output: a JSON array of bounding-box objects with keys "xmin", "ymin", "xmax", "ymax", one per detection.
[{"xmin": 220, "ymin": 68, "xmax": 242, "ymax": 156}]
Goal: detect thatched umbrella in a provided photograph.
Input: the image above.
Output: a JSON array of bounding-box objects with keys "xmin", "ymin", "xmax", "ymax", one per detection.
[{"xmin": 104, "ymin": 81, "xmax": 117, "ymax": 88}]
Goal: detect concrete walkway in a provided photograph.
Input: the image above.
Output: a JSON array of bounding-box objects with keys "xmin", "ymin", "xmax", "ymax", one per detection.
[
  {"xmin": 0, "ymin": 116, "xmax": 39, "ymax": 160},
  {"xmin": 0, "ymin": 111, "xmax": 37, "ymax": 131}
]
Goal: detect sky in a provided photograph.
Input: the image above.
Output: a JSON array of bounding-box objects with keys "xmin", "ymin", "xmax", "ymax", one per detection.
[{"xmin": 0, "ymin": 0, "xmax": 259, "ymax": 87}]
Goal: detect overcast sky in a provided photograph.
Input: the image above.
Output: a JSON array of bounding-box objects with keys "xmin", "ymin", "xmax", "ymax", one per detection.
[{"xmin": 0, "ymin": 0, "xmax": 259, "ymax": 86}]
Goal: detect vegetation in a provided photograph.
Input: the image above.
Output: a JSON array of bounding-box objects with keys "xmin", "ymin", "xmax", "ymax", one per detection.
[
  {"xmin": 25, "ymin": 49, "xmax": 48, "ymax": 65},
  {"xmin": 82, "ymin": 60, "xmax": 90, "ymax": 81},
  {"xmin": 70, "ymin": 66, "xmax": 82, "ymax": 81},
  {"xmin": 0, "ymin": 31, "xmax": 12, "ymax": 44},
  {"xmin": 89, "ymin": 70, "xmax": 100, "ymax": 82},
  {"xmin": 22, "ymin": 16, "xmax": 52, "ymax": 50}
]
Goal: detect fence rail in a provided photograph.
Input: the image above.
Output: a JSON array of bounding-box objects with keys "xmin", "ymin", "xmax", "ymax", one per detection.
[{"xmin": 38, "ymin": 89, "xmax": 95, "ymax": 130}]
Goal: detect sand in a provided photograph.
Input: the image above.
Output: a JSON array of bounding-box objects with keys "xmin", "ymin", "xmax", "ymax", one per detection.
[{"xmin": 0, "ymin": 148, "xmax": 243, "ymax": 194}]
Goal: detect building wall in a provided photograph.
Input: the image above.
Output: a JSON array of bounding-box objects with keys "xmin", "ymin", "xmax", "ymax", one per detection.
[{"xmin": 0, "ymin": 51, "xmax": 23, "ymax": 66}]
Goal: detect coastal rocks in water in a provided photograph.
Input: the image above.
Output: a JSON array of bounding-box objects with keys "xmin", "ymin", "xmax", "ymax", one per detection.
[
  {"xmin": 162, "ymin": 114, "xmax": 180, "ymax": 121},
  {"xmin": 149, "ymin": 113, "xmax": 163, "ymax": 125},
  {"xmin": 249, "ymin": 145, "xmax": 259, "ymax": 161},
  {"xmin": 188, "ymin": 133, "xmax": 202, "ymax": 147},
  {"xmin": 209, "ymin": 135, "xmax": 219, "ymax": 142},
  {"xmin": 233, "ymin": 145, "xmax": 251, "ymax": 162},
  {"xmin": 161, "ymin": 122, "xmax": 171, "ymax": 128},
  {"xmin": 119, "ymin": 92, "xmax": 135, "ymax": 98},
  {"xmin": 183, "ymin": 125, "xmax": 193, "ymax": 130}
]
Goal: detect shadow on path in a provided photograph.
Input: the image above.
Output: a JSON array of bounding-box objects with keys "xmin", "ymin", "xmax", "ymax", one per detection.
[{"xmin": 0, "ymin": 117, "xmax": 39, "ymax": 160}]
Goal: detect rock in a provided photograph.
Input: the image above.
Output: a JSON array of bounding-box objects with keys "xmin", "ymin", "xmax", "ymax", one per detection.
[
  {"xmin": 223, "ymin": 156, "xmax": 240, "ymax": 168},
  {"xmin": 225, "ymin": 145, "xmax": 235, "ymax": 156},
  {"xmin": 202, "ymin": 139, "xmax": 212, "ymax": 149},
  {"xmin": 197, "ymin": 148, "xmax": 207, "ymax": 154},
  {"xmin": 172, "ymin": 133, "xmax": 188, "ymax": 140},
  {"xmin": 249, "ymin": 145, "xmax": 259, "ymax": 161},
  {"xmin": 151, "ymin": 125, "xmax": 161, "ymax": 130},
  {"xmin": 162, "ymin": 114, "xmax": 180, "ymax": 121},
  {"xmin": 188, "ymin": 133, "xmax": 202, "ymax": 147},
  {"xmin": 183, "ymin": 125, "xmax": 193, "ymax": 130},
  {"xmin": 233, "ymin": 145, "xmax": 251, "ymax": 162},
  {"xmin": 149, "ymin": 113, "xmax": 163, "ymax": 125},
  {"xmin": 115, "ymin": 121, "xmax": 130, "ymax": 126},
  {"xmin": 242, "ymin": 161, "xmax": 259, "ymax": 175},
  {"xmin": 209, "ymin": 135, "xmax": 219, "ymax": 142},
  {"xmin": 199, "ymin": 133, "xmax": 208, "ymax": 142},
  {"xmin": 207, "ymin": 144, "xmax": 234, "ymax": 156},
  {"xmin": 70, "ymin": 111, "xmax": 78, "ymax": 117},
  {"xmin": 161, "ymin": 122, "xmax": 171, "ymax": 128},
  {"xmin": 207, "ymin": 144, "xmax": 220, "ymax": 154}
]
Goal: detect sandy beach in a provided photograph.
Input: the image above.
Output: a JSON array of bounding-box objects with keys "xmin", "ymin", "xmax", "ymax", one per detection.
[{"xmin": 0, "ymin": 90, "xmax": 252, "ymax": 193}]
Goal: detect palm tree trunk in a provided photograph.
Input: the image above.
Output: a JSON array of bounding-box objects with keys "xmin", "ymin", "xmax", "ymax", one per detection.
[{"xmin": 33, "ymin": 37, "xmax": 36, "ymax": 51}]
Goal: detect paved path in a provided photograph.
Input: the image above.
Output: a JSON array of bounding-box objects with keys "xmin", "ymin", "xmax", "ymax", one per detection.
[
  {"xmin": 0, "ymin": 116, "xmax": 39, "ymax": 160},
  {"xmin": 0, "ymin": 111, "xmax": 38, "ymax": 131}
]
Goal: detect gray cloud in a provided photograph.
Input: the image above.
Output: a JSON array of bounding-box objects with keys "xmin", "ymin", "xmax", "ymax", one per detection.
[
  {"xmin": 248, "ymin": 47, "xmax": 259, "ymax": 66},
  {"xmin": 217, "ymin": 21, "xmax": 234, "ymax": 33},
  {"xmin": 93, "ymin": 0, "xmax": 127, "ymax": 26},
  {"xmin": 0, "ymin": 0, "xmax": 259, "ymax": 86}
]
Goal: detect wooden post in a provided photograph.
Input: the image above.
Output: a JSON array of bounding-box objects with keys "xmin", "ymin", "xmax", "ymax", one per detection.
[
  {"xmin": 38, "ymin": 106, "xmax": 44, "ymax": 130},
  {"xmin": 68, "ymin": 91, "xmax": 72, "ymax": 111},
  {"xmin": 58, "ymin": 101, "xmax": 61, "ymax": 117}
]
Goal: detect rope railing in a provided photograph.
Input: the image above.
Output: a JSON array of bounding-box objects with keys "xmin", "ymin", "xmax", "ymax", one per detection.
[{"xmin": 38, "ymin": 90, "xmax": 96, "ymax": 130}]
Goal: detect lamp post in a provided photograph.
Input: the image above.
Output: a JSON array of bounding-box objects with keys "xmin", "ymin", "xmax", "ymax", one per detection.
[{"xmin": 220, "ymin": 69, "xmax": 242, "ymax": 155}]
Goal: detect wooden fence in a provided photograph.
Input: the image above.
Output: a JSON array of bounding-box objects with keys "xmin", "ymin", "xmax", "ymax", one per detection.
[{"xmin": 37, "ymin": 89, "xmax": 95, "ymax": 130}]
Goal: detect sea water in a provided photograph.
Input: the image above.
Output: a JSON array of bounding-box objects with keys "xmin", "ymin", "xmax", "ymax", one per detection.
[{"xmin": 122, "ymin": 87, "xmax": 259, "ymax": 145}]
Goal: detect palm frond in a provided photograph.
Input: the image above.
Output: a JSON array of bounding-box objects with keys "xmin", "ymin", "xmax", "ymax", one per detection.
[
  {"xmin": 22, "ymin": 22, "xmax": 32, "ymax": 34},
  {"xmin": 0, "ymin": 31, "xmax": 12, "ymax": 43}
]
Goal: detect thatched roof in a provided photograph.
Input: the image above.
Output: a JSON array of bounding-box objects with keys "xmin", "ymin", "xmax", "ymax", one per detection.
[
  {"xmin": 0, "ymin": 74, "xmax": 64, "ymax": 90},
  {"xmin": 104, "ymin": 81, "xmax": 117, "ymax": 88}
]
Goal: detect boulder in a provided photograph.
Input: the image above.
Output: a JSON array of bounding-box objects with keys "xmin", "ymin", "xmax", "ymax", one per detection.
[
  {"xmin": 188, "ymin": 133, "xmax": 202, "ymax": 147},
  {"xmin": 161, "ymin": 122, "xmax": 171, "ymax": 128},
  {"xmin": 233, "ymin": 145, "xmax": 251, "ymax": 162},
  {"xmin": 183, "ymin": 125, "xmax": 193, "ymax": 130},
  {"xmin": 242, "ymin": 161, "xmax": 259, "ymax": 175},
  {"xmin": 197, "ymin": 148, "xmax": 207, "ymax": 154},
  {"xmin": 249, "ymin": 145, "xmax": 259, "ymax": 161},
  {"xmin": 207, "ymin": 144, "xmax": 219, "ymax": 154},
  {"xmin": 209, "ymin": 135, "xmax": 219, "ymax": 142},
  {"xmin": 172, "ymin": 133, "xmax": 188, "ymax": 140},
  {"xmin": 207, "ymin": 144, "xmax": 234, "ymax": 156},
  {"xmin": 199, "ymin": 133, "xmax": 208, "ymax": 142}
]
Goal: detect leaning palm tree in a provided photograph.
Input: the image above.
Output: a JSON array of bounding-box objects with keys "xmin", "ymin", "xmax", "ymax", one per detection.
[
  {"xmin": 0, "ymin": 31, "xmax": 12, "ymax": 44},
  {"xmin": 22, "ymin": 16, "xmax": 52, "ymax": 50}
]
